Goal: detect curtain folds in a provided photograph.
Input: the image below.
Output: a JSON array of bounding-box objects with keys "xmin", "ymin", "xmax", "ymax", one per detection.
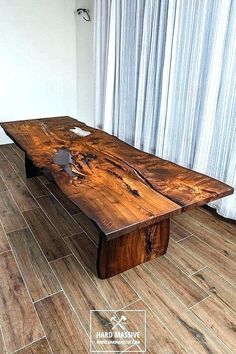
[{"xmin": 94, "ymin": 0, "xmax": 236, "ymax": 220}]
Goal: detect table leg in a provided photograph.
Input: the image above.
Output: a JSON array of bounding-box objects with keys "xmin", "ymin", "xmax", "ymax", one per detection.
[
  {"xmin": 25, "ymin": 154, "xmax": 42, "ymax": 178},
  {"xmin": 97, "ymin": 219, "xmax": 170, "ymax": 279}
]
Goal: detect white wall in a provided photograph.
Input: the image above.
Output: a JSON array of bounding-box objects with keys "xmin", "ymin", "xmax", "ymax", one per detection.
[
  {"xmin": 0, "ymin": 0, "xmax": 77, "ymax": 144},
  {"xmin": 76, "ymin": 0, "xmax": 95, "ymax": 127}
]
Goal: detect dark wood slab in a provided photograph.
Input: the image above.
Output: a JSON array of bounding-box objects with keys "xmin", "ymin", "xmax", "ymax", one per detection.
[
  {"xmin": 1, "ymin": 117, "xmax": 233, "ymax": 240},
  {"xmin": 97, "ymin": 219, "xmax": 170, "ymax": 278}
]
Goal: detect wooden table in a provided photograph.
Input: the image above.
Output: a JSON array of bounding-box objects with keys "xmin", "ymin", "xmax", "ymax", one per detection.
[{"xmin": 1, "ymin": 117, "xmax": 233, "ymax": 278}]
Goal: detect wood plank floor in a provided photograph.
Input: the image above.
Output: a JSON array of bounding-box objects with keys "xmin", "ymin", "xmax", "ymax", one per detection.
[{"xmin": 0, "ymin": 143, "xmax": 235, "ymax": 353}]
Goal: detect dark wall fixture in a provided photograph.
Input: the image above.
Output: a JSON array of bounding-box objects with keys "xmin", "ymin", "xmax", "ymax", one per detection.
[{"xmin": 76, "ymin": 8, "xmax": 91, "ymax": 22}]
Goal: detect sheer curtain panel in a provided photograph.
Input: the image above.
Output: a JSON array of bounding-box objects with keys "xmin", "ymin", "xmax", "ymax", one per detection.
[{"xmin": 94, "ymin": 0, "xmax": 236, "ymax": 220}]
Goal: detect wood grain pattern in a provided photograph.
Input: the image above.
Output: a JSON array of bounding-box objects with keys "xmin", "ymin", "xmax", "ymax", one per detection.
[
  {"xmin": 11, "ymin": 143, "xmax": 25, "ymax": 159},
  {"xmin": 23, "ymin": 178, "xmax": 50, "ymax": 199},
  {"xmin": 2, "ymin": 175, "xmax": 38, "ymax": 211},
  {"xmin": 0, "ymin": 190, "xmax": 26, "ymax": 233},
  {"xmin": 122, "ymin": 265, "xmax": 231, "ymax": 354},
  {"xmin": 50, "ymin": 261, "xmax": 126, "ymax": 353},
  {"xmin": 37, "ymin": 195, "xmax": 82, "ymax": 238},
  {"xmin": 14, "ymin": 338, "xmax": 51, "ymax": 354},
  {"xmin": 0, "ymin": 147, "xmax": 50, "ymax": 198},
  {"xmin": 45, "ymin": 182, "xmax": 81, "ymax": 214},
  {"xmin": 73, "ymin": 213, "xmax": 100, "ymax": 244},
  {"xmin": 0, "ymin": 145, "xmax": 25, "ymax": 177},
  {"xmin": 0, "ymin": 149, "xmax": 18, "ymax": 177},
  {"xmin": 51, "ymin": 255, "xmax": 109, "ymax": 333},
  {"xmin": 191, "ymin": 297, "xmax": 236, "ymax": 351},
  {"xmin": 66, "ymin": 233, "xmax": 98, "ymax": 274},
  {"xmin": 0, "ymin": 223, "xmax": 10, "ymax": 254},
  {"xmin": 23, "ymin": 208, "xmax": 71, "ymax": 261},
  {"xmin": 0, "ymin": 177, "xmax": 6, "ymax": 193},
  {"xmin": 0, "ymin": 154, "xmax": 234, "ymax": 354},
  {"xmin": 191, "ymin": 267, "xmax": 236, "ymax": 314},
  {"xmin": 145, "ymin": 257, "xmax": 208, "ymax": 307},
  {"xmin": 97, "ymin": 219, "xmax": 170, "ymax": 278},
  {"xmin": 0, "ymin": 160, "xmax": 38, "ymax": 212},
  {"xmin": 174, "ymin": 212, "xmax": 236, "ymax": 262},
  {"xmin": 180, "ymin": 236, "xmax": 236, "ymax": 285},
  {"xmin": 35, "ymin": 292, "xmax": 89, "ymax": 353},
  {"xmin": 188, "ymin": 207, "xmax": 236, "ymax": 244},
  {"xmin": 1, "ymin": 117, "xmax": 232, "ymax": 240},
  {"xmin": 38, "ymin": 175, "xmax": 50, "ymax": 185},
  {"xmin": 126, "ymin": 300, "xmax": 186, "ymax": 353},
  {"xmin": 170, "ymin": 220, "xmax": 192, "ymax": 241},
  {"xmin": 0, "ymin": 252, "xmax": 43, "ymax": 353},
  {"xmin": 202, "ymin": 206, "xmax": 236, "ymax": 231},
  {"xmin": 66, "ymin": 233, "xmax": 140, "ymax": 308},
  {"xmin": 165, "ymin": 239, "xmax": 204, "ymax": 275},
  {"xmin": 1, "ymin": 118, "xmax": 181, "ymax": 239},
  {"xmin": 8, "ymin": 228, "xmax": 61, "ymax": 301},
  {"xmin": 0, "ymin": 328, "xmax": 6, "ymax": 354}
]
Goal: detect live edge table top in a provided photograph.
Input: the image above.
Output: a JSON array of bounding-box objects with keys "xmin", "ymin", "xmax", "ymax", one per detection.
[{"xmin": 1, "ymin": 116, "xmax": 233, "ymax": 240}]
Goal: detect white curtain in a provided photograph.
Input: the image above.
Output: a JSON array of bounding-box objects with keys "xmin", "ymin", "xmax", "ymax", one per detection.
[{"xmin": 94, "ymin": 0, "xmax": 236, "ymax": 220}]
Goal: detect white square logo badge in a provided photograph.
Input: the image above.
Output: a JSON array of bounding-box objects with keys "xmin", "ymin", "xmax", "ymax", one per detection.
[{"xmin": 90, "ymin": 309, "xmax": 146, "ymax": 352}]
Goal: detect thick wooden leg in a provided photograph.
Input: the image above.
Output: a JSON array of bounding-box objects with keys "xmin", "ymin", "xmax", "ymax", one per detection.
[
  {"xmin": 97, "ymin": 219, "xmax": 170, "ymax": 279},
  {"xmin": 25, "ymin": 154, "xmax": 41, "ymax": 178}
]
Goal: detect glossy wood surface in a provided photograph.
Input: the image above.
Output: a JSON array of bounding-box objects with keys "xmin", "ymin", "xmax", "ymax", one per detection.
[
  {"xmin": 97, "ymin": 219, "xmax": 170, "ymax": 278},
  {"xmin": 1, "ymin": 116, "xmax": 233, "ymax": 240},
  {"xmin": 0, "ymin": 143, "xmax": 235, "ymax": 353}
]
